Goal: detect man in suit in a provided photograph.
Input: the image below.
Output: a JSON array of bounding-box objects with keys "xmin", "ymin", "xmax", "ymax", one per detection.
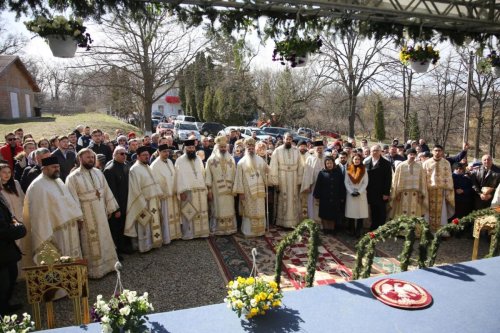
[
  {"xmin": 51, "ymin": 135, "xmax": 77, "ymax": 182},
  {"xmin": 470, "ymin": 155, "xmax": 500, "ymax": 210},
  {"xmin": 103, "ymin": 146, "xmax": 132, "ymax": 256},
  {"xmin": 364, "ymin": 144, "xmax": 392, "ymax": 230}
]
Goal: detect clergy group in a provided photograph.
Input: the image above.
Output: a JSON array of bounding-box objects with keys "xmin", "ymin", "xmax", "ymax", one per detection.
[{"xmin": 1, "ymin": 126, "xmax": 500, "ymax": 315}]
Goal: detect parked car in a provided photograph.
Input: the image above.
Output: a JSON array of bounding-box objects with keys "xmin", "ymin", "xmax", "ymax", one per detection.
[
  {"xmin": 261, "ymin": 127, "xmax": 310, "ymax": 143},
  {"xmin": 174, "ymin": 122, "xmax": 201, "ymax": 143},
  {"xmin": 219, "ymin": 126, "xmax": 246, "ymax": 136},
  {"xmin": 156, "ymin": 122, "xmax": 174, "ymax": 135},
  {"xmin": 242, "ymin": 127, "xmax": 270, "ymax": 141},
  {"xmin": 318, "ymin": 130, "xmax": 340, "ymax": 139},
  {"xmin": 175, "ymin": 115, "xmax": 196, "ymax": 123},
  {"xmin": 194, "ymin": 122, "xmax": 204, "ymax": 132},
  {"xmin": 298, "ymin": 127, "xmax": 315, "ymax": 138},
  {"xmin": 151, "ymin": 119, "xmax": 160, "ymax": 131},
  {"xmin": 152, "ymin": 110, "xmax": 164, "ymax": 120},
  {"xmin": 201, "ymin": 122, "xmax": 226, "ymax": 137}
]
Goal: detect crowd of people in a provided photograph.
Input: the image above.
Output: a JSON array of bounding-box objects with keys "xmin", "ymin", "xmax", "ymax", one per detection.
[{"xmin": 1, "ymin": 125, "xmax": 500, "ymax": 315}]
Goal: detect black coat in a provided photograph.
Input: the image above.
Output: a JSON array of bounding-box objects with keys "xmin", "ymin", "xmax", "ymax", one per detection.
[
  {"xmin": 470, "ymin": 166, "xmax": 500, "ymax": 209},
  {"xmin": 51, "ymin": 148, "xmax": 77, "ymax": 182},
  {"xmin": 313, "ymin": 168, "xmax": 346, "ymax": 221},
  {"xmin": 20, "ymin": 165, "xmax": 41, "ymax": 193},
  {"xmin": 364, "ymin": 157, "xmax": 392, "ymax": 205},
  {"xmin": 103, "ymin": 160, "xmax": 129, "ymax": 215},
  {"xmin": 0, "ymin": 196, "xmax": 26, "ymax": 267},
  {"xmin": 88, "ymin": 142, "xmax": 112, "ymax": 163}
]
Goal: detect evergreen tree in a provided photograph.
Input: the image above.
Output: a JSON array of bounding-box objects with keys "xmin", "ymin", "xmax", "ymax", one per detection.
[
  {"xmin": 203, "ymin": 86, "xmax": 214, "ymax": 122},
  {"xmin": 408, "ymin": 111, "xmax": 421, "ymax": 140},
  {"xmin": 213, "ymin": 87, "xmax": 225, "ymax": 120},
  {"xmin": 374, "ymin": 99, "xmax": 386, "ymax": 141}
]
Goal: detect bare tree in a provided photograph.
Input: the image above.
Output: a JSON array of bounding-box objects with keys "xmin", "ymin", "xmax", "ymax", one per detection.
[
  {"xmin": 415, "ymin": 55, "xmax": 465, "ymax": 148},
  {"xmin": 0, "ymin": 17, "xmax": 28, "ymax": 55},
  {"xmin": 318, "ymin": 30, "xmax": 392, "ymax": 138},
  {"xmin": 75, "ymin": 8, "xmax": 207, "ymax": 132},
  {"xmin": 457, "ymin": 50, "xmax": 496, "ymax": 158}
]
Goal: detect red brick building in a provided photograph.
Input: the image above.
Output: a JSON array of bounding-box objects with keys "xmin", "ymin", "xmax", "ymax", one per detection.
[{"xmin": 0, "ymin": 55, "xmax": 40, "ymax": 120}]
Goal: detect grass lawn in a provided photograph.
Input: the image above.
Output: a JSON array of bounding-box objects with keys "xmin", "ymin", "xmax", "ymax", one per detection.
[{"xmin": 0, "ymin": 113, "xmax": 142, "ymax": 140}]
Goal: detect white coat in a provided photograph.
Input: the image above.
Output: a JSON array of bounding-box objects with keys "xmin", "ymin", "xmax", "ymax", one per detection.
[{"xmin": 344, "ymin": 170, "xmax": 369, "ymax": 219}]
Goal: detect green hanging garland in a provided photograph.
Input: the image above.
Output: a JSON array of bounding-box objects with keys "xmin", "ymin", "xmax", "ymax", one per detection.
[
  {"xmin": 274, "ymin": 219, "xmax": 320, "ymax": 288},
  {"xmin": 354, "ymin": 209, "xmax": 500, "ymax": 280},
  {"xmin": 353, "ymin": 216, "xmax": 427, "ymax": 279},
  {"xmin": 427, "ymin": 208, "xmax": 500, "ymax": 267}
]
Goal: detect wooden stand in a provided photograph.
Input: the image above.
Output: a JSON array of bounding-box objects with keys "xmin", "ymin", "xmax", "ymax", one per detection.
[
  {"xmin": 472, "ymin": 215, "xmax": 498, "ymax": 260},
  {"xmin": 23, "ymin": 260, "xmax": 89, "ymax": 330}
]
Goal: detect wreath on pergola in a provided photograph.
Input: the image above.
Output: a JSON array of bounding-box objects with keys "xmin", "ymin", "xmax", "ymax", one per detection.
[{"xmin": 5, "ymin": 0, "xmax": 499, "ymax": 50}]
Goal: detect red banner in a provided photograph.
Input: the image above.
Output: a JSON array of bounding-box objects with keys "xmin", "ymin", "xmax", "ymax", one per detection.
[{"xmin": 165, "ymin": 96, "xmax": 180, "ymax": 104}]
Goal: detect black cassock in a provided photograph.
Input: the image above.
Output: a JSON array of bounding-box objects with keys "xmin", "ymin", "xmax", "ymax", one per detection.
[
  {"xmin": 313, "ymin": 167, "xmax": 346, "ymax": 221},
  {"xmin": 103, "ymin": 160, "xmax": 130, "ymax": 252}
]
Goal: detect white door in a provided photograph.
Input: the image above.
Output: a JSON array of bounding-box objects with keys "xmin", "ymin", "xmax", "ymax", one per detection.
[
  {"xmin": 25, "ymin": 94, "xmax": 32, "ymax": 117},
  {"xmin": 10, "ymin": 92, "xmax": 19, "ymax": 118}
]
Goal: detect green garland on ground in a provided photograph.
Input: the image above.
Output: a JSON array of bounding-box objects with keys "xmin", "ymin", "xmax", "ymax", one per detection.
[
  {"xmin": 274, "ymin": 219, "xmax": 320, "ymax": 288},
  {"xmin": 427, "ymin": 208, "xmax": 500, "ymax": 267},
  {"xmin": 354, "ymin": 209, "xmax": 500, "ymax": 280},
  {"xmin": 353, "ymin": 216, "xmax": 425, "ymax": 280}
]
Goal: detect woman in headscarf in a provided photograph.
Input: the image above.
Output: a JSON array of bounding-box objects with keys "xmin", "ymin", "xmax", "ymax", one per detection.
[
  {"xmin": 344, "ymin": 153, "xmax": 369, "ymax": 237},
  {"xmin": 313, "ymin": 156, "xmax": 346, "ymax": 234}
]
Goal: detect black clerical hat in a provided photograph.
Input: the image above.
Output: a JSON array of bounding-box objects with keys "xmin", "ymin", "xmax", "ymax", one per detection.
[
  {"xmin": 41, "ymin": 156, "xmax": 59, "ymax": 166},
  {"xmin": 184, "ymin": 139, "xmax": 196, "ymax": 147},
  {"xmin": 136, "ymin": 146, "xmax": 150, "ymax": 155},
  {"xmin": 313, "ymin": 140, "xmax": 324, "ymax": 147},
  {"xmin": 158, "ymin": 144, "xmax": 169, "ymax": 151}
]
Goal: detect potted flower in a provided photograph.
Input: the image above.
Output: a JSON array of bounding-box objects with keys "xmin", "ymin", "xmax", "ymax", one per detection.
[
  {"xmin": 0, "ymin": 313, "xmax": 35, "ymax": 332},
  {"xmin": 478, "ymin": 51, "xmax": 500, "ymax": 78},
  {"xmin": 24, "ymin": 16, "xmax": 92, "ymax": 58},
  {"xmin": 92, "ymin": 290, "xmax": 154, "ymax": 333},
  {"xmin": 224, "ymin": 276, "xmax": 283, "ymax": 319},
  {"xmin": 399, "ymin": 44, "xmax": 440, "ymax": 73},
  {"xmin": 273, "ymin": 36, "xmax": 322, "ymax": 68}
]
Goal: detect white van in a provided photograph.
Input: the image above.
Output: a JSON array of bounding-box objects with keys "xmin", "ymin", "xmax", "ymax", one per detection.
[{"xmin": 176, "ymin": 115, "xmax": 196, "ymax": 123}]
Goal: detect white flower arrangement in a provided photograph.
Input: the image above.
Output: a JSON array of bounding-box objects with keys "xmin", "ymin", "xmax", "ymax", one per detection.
[
  {"xmin": 224, "ymin": 276, "xmax": 283, "ymax": 319},
  {"xmin": 91, "ymin": 290, "xmax": 154, "ymax": 333},
  {"xmin": 0, "ymin": 313, "xmax": 35, "ymax": 333},
  {"xmin": 24, "ymin": 15, "xmax": 92, "ymax": 49}
]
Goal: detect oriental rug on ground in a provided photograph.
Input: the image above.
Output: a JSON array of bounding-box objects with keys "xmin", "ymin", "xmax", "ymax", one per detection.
[{"xmin": 207, "ymin": 226, "xmax": 400, "ymax": 290}]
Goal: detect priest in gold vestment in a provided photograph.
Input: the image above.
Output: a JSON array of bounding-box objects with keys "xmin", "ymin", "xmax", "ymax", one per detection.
[
  {"xmin": 175, "ymin": 139, "xmax": 209, "ymax": 239},
  {"xmin": 65, "ymin": 149, "xmax": 119, "ymax": 278},
  {"xmin": 125, "ymin": 146, "xmax": 164, "ymax": 252},
  {"xmin": 150, "ymin": 144, "xmax": 182, "ymax": 244},
  {"xmin": 24, "ymin": 156, "xmax": 83, "ymax": 264},
  {"xmin": 233, "ymin": 138, "xmax": 268, "ymax": 237},
  {"xmin": 205, "ymin": 136, "xmax": 237, "ymax": 235},
  {"xmin": 390, "ymin": 148, "xmax": 428, "ymax": 218},
  {"xmin": 422, "ymin": 145, "xmax": 455, "ymax": 232},
  {"xmin": 301, "ymin": 140, "xmax": 326, "ymax": 223},
  {"xmin": 269, "ymin": 133, "xmax": 303, "ymax": 228}
]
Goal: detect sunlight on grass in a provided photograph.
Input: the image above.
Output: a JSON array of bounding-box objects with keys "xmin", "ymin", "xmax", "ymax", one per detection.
[{"xmin": 0, "ymin": 113, "xmax": 142, "ymax": 140}]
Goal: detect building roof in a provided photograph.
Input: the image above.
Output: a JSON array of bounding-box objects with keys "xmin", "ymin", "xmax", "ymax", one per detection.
[{"xmin": 0, "ymin": 55, "xmax": 41, "ymax": 92}]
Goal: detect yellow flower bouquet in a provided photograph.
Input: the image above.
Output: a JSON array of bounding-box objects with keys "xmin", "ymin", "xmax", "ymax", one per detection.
[
  {"xmin": 399, "ymin": 44, "xmax": 440, "ymax": 66},
  {"xmin": 224, "ymin": 276, "xmax": 283, "ymax": 319}
]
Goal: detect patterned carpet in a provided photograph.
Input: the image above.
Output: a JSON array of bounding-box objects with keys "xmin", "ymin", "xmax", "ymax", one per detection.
[{"xmin": 207, "ymin": 226, "xmax": 400, "ymax": 290}]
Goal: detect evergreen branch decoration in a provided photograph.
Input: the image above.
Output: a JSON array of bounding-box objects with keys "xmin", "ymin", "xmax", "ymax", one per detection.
[
  {"xmin": 353, "ymin": 209, "xmax": 500, "ymax": 280},
  {"xmin": 417, "ymin": 223, "xmax": 433, "ymax": 268},
  {"xmin": 353, "ymin": 216, "xmax": 429, "ymax": 280},
  {"xmin": 427, "ymin": 208, "xmax": 500, "ymax": 267},
  {"xmin": 274, "ymin": 219, "xmax": 320, "ymax": 288}
]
